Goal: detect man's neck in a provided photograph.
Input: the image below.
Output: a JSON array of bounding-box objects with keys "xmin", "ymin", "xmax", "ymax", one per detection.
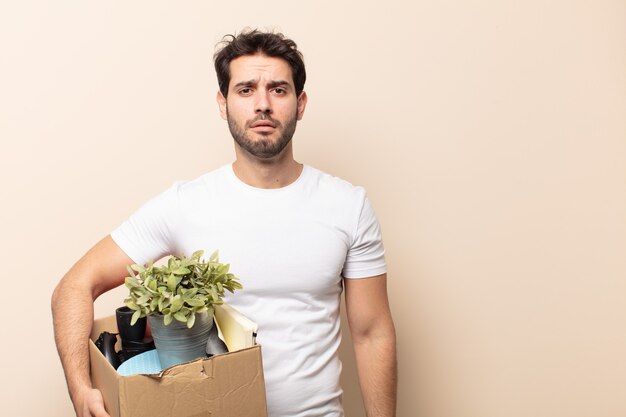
[{"xmin": 232, "ymin": 145, "xmax": 303, "ymax": 189}]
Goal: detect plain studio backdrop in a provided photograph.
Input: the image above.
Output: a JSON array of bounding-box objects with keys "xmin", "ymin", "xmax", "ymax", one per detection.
[{"xmin": 1, "ymin": 1, "xmax": 624, "ymax": 416}]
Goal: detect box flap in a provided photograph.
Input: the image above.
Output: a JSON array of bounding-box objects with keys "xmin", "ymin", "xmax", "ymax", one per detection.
[
  {"xmin": 89, "ymin": 340, "xmax": 121, "ymax": 417},
  {"xmin": 91, "ymin": 315, "xmax": 118, "ymax": 342}
]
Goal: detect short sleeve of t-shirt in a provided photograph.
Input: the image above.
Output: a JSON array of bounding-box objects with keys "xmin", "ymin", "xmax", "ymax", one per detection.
[
  {"xmin": 341, "ymin": 195, "xmax": 387, "ymax": 279},
  {"xmin": 110, "ymin": 182, "xmax": 182, "ymax": 265}
]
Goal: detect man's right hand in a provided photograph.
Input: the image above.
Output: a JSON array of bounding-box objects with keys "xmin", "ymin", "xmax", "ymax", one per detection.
[
  {"xmin": 52, "ymin": 236, "xmax": 136, "ymax": 417},
  {"xmin": 75, "ymin": 387, "xmax": 110, "ymax": 417}
]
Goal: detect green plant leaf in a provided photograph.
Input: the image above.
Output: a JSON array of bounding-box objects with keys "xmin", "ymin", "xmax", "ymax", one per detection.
[
  {"xmin": 125, "ymin": 277, "xmax": 140, "ymax": 288},
  {"xmin": 194, "ymin": 306, "xmax": 208, "ymax": 314},
  {"xmin": 166, "ymin": 274, "xmax": 177, "ymax": 292},
  {"xmin": 173, "ymin": 311, "xmax": 187, "ymax": 323},
  {"xmin": 131, "ymin": 264, "xmax": 146, "ymax": 273},
  {"xmin": 164, "ymin": 313, "xmax": 173, "ymax": 326},
  {"xmin": 186, "ymin": 298, "xmax": 205, "ymax": 307},
  {"xmin": 126, "ymin": 265, "xmax": 136, "ymax": 278},
  {"xmin": 171, "ymin": 295, "xmax": 183, "ymax": 312},
  {"xmin": 136, "ymin": 295, "xmax": 150, "ymax": 305},
  {"xmin": 209, "ymin": 250, "xmax": 219, "ymax": 262},
  {"xmin": 125, "ymin": 300, "xmax": 139, "ymax": 310},
  {"xmin": 187, "ymin": 313, "xmax": 196, "ymax": 328},
  {"xmin": 210, "ymin": 286, "xmax": 219, "ymax": 302},
  {"xmin": 131, "ymin": 286, "xmax": 146, "ymax": 296},
  {"xmin": 130, "ymin": 309, "xmax": 142, "ymax": 325}
]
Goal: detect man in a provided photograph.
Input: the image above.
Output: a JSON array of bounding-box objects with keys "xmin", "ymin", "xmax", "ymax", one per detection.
[{"xmin": 52, "ymin": 29, "xmax": 397, "ymax": 417}]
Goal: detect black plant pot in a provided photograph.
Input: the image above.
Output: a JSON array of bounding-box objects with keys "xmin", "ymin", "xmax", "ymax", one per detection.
[{"xmin": 116, "ymin": 306, "xmax": 146, "ymax": 342}]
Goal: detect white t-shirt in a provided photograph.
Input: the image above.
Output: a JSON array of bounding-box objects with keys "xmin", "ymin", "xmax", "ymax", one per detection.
[{"xmin": 111, "ymin": 164, "xmax": 386, "ymax": 417}]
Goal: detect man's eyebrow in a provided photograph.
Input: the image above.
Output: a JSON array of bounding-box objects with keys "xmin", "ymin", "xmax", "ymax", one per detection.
[
  {"xmin": 232, "ymin": 80, "xmax": 292, "ymax": 89},
  {"xmin": 233, "ymin": 79, "xmax": 257, "ymax": 88},
  {"xmin": 267, "ymin": 80, "xmax": 291, "ymax": 89}
]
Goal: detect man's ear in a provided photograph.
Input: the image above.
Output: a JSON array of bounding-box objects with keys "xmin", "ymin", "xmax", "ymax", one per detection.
[
  {"xmin": 216, "ymin": 91, "xmax": 227, "ymax": 120},
  {"xmin": 297, "ymin": 91, "xmax": 308, "ymax": 121}
]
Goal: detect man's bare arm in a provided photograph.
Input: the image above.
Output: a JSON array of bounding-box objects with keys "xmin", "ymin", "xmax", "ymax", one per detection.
[
  {"xmin": 344, "ymin": 273, "xmax": 397, "ymax": 417},
  {"xmin": 51, "ymin": 235, "xmax": 135, "ymax": 417}
]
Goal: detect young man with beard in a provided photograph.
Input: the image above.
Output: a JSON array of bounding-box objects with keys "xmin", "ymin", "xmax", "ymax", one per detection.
[{"xmin": 52, "ymin": 29, "xmax": 397, "ymax": 417}]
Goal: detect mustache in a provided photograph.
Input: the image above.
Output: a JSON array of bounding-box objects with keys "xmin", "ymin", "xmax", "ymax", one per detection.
[{"xmin": 246, "ymin": 113, "xmax": 282, "ymax": 128}]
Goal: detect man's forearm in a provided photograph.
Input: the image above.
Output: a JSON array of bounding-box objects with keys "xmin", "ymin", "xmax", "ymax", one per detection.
[
  {"xmin": 353, "ymin": 329, "xmax": 397, "ymax": 417},
  {"xmin": 51, "ymin": 276, "xmax": 96, "ymax": 411}
]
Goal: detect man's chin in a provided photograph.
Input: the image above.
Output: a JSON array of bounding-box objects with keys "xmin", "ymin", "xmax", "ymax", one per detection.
[{"xmin": 236, "ymin": 137, "xmax": 291, "ymax": 160}]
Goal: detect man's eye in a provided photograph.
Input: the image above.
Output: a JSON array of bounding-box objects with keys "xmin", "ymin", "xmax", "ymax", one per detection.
[
  {"xmin": 239, "ymin": 88, "xmax": 252, "ymax": 95},
  {"xmin": 273, "ymin": 88, "xmax": 286, "ymax": 95}
]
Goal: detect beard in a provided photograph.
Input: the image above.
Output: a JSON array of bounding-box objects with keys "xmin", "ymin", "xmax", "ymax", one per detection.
[{"xmin": 227, "ymin": 110, "xmax": 298, "ymax": 159}]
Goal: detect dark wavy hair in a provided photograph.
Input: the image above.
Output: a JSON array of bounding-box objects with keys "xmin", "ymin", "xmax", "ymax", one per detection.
[{"xmin": 214, "ymin": 29, "xmax": 306, "ymax": 98}]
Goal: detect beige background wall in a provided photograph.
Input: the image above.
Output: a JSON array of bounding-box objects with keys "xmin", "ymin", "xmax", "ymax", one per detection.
[{"xmin": 1, "ymin": 1, "xmax": 624, "ymax": 416}]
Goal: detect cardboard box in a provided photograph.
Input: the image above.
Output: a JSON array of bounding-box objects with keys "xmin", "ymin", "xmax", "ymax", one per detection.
[{"xmin": 89, "ymin": 314, "xmax": 267, "ymax": 417}]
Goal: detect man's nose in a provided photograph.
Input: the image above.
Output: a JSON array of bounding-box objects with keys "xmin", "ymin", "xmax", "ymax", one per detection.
[{"xmin": 255, "ymin": 92, "xmax": 272, "ymax": 114}]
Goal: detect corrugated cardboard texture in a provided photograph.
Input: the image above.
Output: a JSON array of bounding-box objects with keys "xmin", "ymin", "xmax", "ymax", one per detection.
[
  {"xmin": 90, "ymin": 316, "xmax": 121, "ymax": 416},
  {"xmin": 90, "ymin": 316, "xmax": 267, "ymax": 417}
]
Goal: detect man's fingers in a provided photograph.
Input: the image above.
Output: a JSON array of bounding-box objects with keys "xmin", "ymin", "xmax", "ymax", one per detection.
[
  {"xmin": 90, "ymin": 402, "xmax": 110, "ymax": 417},
  {"xmin": 85, "ymin": 388, "xmax": 111, "ymax": 417}
]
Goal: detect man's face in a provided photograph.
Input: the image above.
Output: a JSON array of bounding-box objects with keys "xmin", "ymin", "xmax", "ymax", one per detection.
[{"xmin": 217, "ymin": 54, "xmax": 307, "ymax": 159}]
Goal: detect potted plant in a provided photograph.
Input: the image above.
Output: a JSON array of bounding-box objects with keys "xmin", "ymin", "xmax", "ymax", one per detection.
[{"xmin": 124, "ymin": 249, "xmax": 242, "ymax": 368}]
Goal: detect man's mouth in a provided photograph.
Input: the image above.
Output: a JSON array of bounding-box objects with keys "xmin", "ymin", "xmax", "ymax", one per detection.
[
  {"xmin": 250, "ymin": 120, "xmax": 277, "ymax": 128},
  {"xmin": 249, "ymin": 118, "xmax": 278, "ymax": 133}
]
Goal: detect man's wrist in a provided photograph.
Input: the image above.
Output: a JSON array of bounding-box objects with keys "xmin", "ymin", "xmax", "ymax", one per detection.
[{"xmin": 68, "ymin": 378, "xmax": 94, "ymax": 408}]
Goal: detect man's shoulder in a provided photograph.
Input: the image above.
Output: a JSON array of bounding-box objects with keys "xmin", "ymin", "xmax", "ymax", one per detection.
[
  {"xmin": 305, "ymin": 165, "xmax": 367, "ymax": 201},
  {"xmin": 144, "ymin": 165, "xmax": 231, "ymax": 211}
]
